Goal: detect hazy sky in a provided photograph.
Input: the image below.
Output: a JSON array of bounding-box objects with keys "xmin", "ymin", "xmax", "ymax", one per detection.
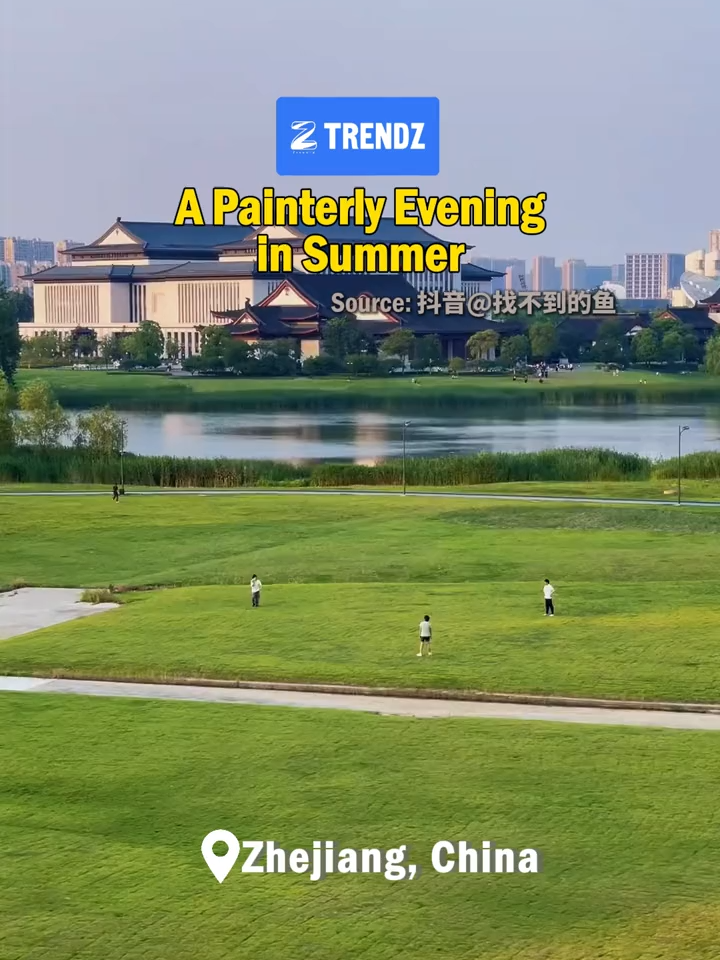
[{"xmin": 2, "ymin": 0, "xmax": 718, "ymax": 263}]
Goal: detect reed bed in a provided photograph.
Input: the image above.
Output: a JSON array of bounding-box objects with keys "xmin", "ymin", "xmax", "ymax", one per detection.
[{"xmin": 0, "ymin": 446, "xmax": 684, "ymax": 487}]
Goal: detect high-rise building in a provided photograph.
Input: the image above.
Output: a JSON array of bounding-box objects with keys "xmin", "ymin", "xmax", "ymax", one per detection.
[
  {"xmin": 530, "ymin": 256, "xmax": 560, "ymax": 291},
  {"xmin": 585, "ymin": 265, "xmax": 612, "ymax": 288},
  {"xmin": 625, "ymin": 253, "xmax": 684, "ymax": 299},
  {"xmin": 56, "ymin": 240, "xmax": 82, "ymax": 265},
  {"xmin": 471, "ymin": 257, "xmax": 525, "ymax": 293},
  {"xmin": 709, "ymin": 230, "xmax": 720, "ymax": 253},
  {"xmin": 0, "ymin": 263, "xmax": 12, "ymax": 289},
  {"xmin": 4, "ymin": 237, "xmax": 55, "ymax": 264},
  {"xmin": 611, "ymin": 264, "xmax": 625, "ymax": 284},
  {"xmin": 561, "ymin": 259, "xmax": 587, "ymax": 290}
]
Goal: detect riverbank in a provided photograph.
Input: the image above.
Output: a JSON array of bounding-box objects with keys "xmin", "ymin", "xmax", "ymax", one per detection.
[{"xmin": 15, "ymin": 367, "xmax": 720, "ymax": 411}]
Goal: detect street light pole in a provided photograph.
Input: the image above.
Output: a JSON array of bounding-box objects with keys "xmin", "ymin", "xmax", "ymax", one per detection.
[
  {"xmin": 402, "ymin": 420, "xmax": 411, "ymax": 495},
  {"xmin": 678, "ymin": 425, "xmax": 689, "ymax": 505},
  {"xmin": 119, "ymin": 419, "xmax": 127, "ymax": 495}
]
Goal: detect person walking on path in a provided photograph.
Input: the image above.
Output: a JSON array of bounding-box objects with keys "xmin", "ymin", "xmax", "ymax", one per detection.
[
  {"xmin": 417, "ymin": 615, "xmax": 432, "ymax": 657},
  {"xmin": 251, "ymin": 575, "xmax": 262, "ymax": 607},
  {"xmin": 543, "ymin": 579, "xmax": 555, "ymax": 617},
  {"xmin": 112, "ymin": 484, "xmax": 119, "ymax": 502}
]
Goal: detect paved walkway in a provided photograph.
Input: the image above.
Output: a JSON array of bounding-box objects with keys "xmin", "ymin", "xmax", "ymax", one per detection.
[
  {"xmin": 0, "ymin": 588, "xmax": 117, "ymax": 640},
  {"xmin": 3, "ymin": 675, "xmax": 720, "ymax": 730},
  {"xmin": 0, "ymin": 488, "xmax": 717, "ymax": 507}
]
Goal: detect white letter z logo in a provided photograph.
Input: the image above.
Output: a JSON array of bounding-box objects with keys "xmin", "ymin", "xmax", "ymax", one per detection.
[{"xmin": 290, "ymin": 120, "xmax": 317, "ymax": 152}]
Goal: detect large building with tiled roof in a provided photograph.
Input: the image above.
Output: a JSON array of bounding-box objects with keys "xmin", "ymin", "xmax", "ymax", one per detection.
[
  {"xmin": 21, "ymin": 216, "xmax": 502, "ymax": 358},
  {"xmin": 212, "ymin": 273, "xmax": 513, "ymax": 361}
]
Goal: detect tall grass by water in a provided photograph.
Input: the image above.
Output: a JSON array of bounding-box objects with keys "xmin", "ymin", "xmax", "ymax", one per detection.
[{"xmin": 4, "ymin": 446, "xmax": 715, "ymax": 487}]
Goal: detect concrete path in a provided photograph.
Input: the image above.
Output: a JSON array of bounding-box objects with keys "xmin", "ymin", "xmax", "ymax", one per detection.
[
  {"xmin": 3, "ymin": 675, "xmax": 720, "ymax": 730},
  {"xmin": 0, "ymin": 488, "xmax": 718, "ymax": 508},
  {"xmin": 0, "ymin": 588, "xmax": 118, "ymax": 640}
]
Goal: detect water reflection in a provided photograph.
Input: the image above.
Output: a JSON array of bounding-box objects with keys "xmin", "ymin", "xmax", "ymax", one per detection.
[{"xmin": 94, "ymin": 404, "xmax": 720, "ymax": 462}]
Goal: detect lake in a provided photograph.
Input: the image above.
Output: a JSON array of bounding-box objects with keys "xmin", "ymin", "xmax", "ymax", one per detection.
[{"xmin": 93, "ymin": 404, "xmax": 720, "ymax": 463}]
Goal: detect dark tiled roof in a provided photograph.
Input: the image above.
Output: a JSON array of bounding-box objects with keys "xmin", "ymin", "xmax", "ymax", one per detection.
[
  {"xmin": 461, "ymin": 262, "xmax": 504, "ymax": 280},
  {"xmin": 27, "ymin": 262, "xmax": 261, "ymax": 282},
  {"xmin": 222, "ymin": 312, "xmax": 321, "ymax": 337},
  {"xmin": 105, "ymin": 221, "xmax": 254, "ymax": 249},
  {"xmin": 214, "ymin": 306, "xmax": 320, "ymax": 323},
  {"xmin": 79, "ymin": 219, "xmax": 455, "ymax": 255},
  {"xmin": 220, "ymin": 219, "xmax": 451, "ymax": 249},
  {"xmin": 659, "ymin": 307, "xmax": 718, "ymax": 329},
  {"xmin": 280, "ymin": 272, "xmax": 418, "ymax": 311},
  {"xmin": 558, "ymin": 313, "xmax": 650, "ymax": 336},
  {"xmin": 401, "ymin": 315, "xmax": 512, "ymax": 335}
]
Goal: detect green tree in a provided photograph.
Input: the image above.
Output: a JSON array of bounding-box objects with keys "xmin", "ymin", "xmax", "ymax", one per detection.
[
  {"xmin": 592, "ymin": 320, "xmax": 627, "ymax": 365},
  {"xmin": 345, "ymin": 353, "xmax": 381, "ymax": 376},
  {"xmin": 198, "ymin": 326, "xmax": 231, "ymax": 372},
  {"xmin": 633, "ymin": 327, "xmax": 661, "ymax": 364},
  {"xmin": 181, "ymin": 354, "xmax": 203, "ymax": 375},
  {"xmin": 413, "ymin": 334, "xmax": 443, "ymax": 369},
  {"xmin": 323, "ymin": 316, "xmax": 372, "ymax": 360},
  {"xmin": 529, "ymin": 320, "xmax": 559, "ymax": 360},
  {"xmin": 99, "ymin": 335, "xmax": 124, "ymax": 365},
  {"xmin": 74, "ymin": 406, "xmax": 127, "ymax": 455},
  {"xmin": 0, "ymin": 374, "xmax": 15, "ymax": 450},
  {"xmin": 660, "ymin": 330, "xmax": 685, "ymax": 363},
  {"xmin": 223, "ymin": 338, "xmax": 253, "ymax": 373},
  {"xmin": 499, "ymin": 334, "xmax": 530, "ymax": 367},
  {"xmin": 704, "ymin": 335, "xmax": 720, "ymax": 375},
  {"xmin": 20, "ymin": 332, "xmax": 63, "ymax": 366},
  {"xmin": 379, "ymin": 328, "xmax": 415, "ymax": 366},
  {"xmin": 127, "ymin": 321, "xmax": 164, "ymax": 367},
  {"xmin": 467, "ymin": 330, "xmax": 500, "ymax": 366},
  {"xmin": 165, "ymin": 339, "xmax": 180, "ymax": 363},
  {"xmin": 0, "ymin": 286, "xmax": 23, "ymax": 385},
  {"xmin": 448, "ymin": 357, "xmax": 465, "ymax": 375},
  {"xmin": 15, "ymin": 379, "xmax": 70, "ymax": 448},
  {"xmin": 650, "ymin": 318, "xmax": 699, "ymax": 363}
]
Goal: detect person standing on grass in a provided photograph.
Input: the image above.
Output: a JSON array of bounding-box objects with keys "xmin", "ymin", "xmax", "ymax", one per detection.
[
  {"xmin": 112, "ymin": 484, "xmax": 119, "ymax": 502},
  {"xmin": 251, "ymin": 574, "xmax": 262, "ymax": 607},
  {"xmin": 543, "ymin": 579, "xmax": 555, "ymax": 617},
  {"xmin": 417, "ymin": 615, "xmax": 432, "ymax": 657}
]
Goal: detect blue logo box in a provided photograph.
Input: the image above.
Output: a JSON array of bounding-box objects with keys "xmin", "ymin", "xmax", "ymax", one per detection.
[{"xmin": 276, "ymin": 97, "xmax": 440, "ymax": 176}]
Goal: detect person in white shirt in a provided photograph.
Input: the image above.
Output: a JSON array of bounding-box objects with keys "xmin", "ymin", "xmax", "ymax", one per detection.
[
  {"xmin": 543, "ymin": 579, "xmax": 555, "ymax": 616},
  {"xmin": 417, "ymin": 615, "xmax": 432, "ymax": 657},
  {"xmin": 250, "ymin": 575, "xmax": 262, "ymax": 607}
]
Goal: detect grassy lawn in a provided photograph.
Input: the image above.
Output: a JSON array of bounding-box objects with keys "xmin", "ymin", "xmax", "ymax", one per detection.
[
  {"xmin": 3, "ymin": 494, "xmax": 720, "ymax": 701},
  {"xmin": 16, "ymin": 366, "xmax": 720, "ymax": 411},
  {"xmin": 1, "ymin": 582, "xmax": 719, "ymax": 702},
  {"xmin": 4, "ymin": 493, "xmax": 720, "ymax": 590},
  {"xmin": 2, "ymin": 692, "xmax": 720, "ymax": 960}
]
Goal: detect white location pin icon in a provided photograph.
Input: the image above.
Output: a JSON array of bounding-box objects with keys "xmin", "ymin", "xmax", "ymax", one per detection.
[{"xmin": 201, "ymin": 830, "xmax": 240, "ymax": 883}]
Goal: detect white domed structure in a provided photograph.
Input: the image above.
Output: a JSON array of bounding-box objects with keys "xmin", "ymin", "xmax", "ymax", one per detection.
[{"xmin": 600, "ymin": 280, "xmax": 626, "ymax": 299}]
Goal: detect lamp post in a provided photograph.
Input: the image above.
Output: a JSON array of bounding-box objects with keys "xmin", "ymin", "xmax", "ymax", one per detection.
[
  {"xmin": 677, "ymin": 425, "xmax": 690, "ymax": 505},
  {"xmin": 402, "ymin": 420, "xmax": 411, "ymax": 495},
  {"xmin": 119, "ymin": 419, "xmax": 127, "ymax": 495}
]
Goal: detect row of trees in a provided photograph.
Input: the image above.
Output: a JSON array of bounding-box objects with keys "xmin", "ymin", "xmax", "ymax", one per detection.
[
  {"xmin": 0, "ymin": 378, "xmax": 126, "ymax": 453},
  {"xmin": 0, "ymin": 287, "xmax": 32, "ymax": 384},
  {"xmin": 20, "ymin": 320, "xmax": 170, "ymax": 369}
]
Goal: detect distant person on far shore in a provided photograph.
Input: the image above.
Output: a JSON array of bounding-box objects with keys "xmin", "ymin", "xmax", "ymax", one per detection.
[
  {"xmin": 543, "ymin": 579, "xmax": 555, "ymax": 617},
  {"xmin": 251, "ymin": 574, "xmax": 262, "ymax": 607},
  {"xmin": 417, "ymin": 615, "xmax": 432, "ymax": 657},
  {"xmin": 112, "ymin": 484, "xmax": 119, "ymax": 502}
]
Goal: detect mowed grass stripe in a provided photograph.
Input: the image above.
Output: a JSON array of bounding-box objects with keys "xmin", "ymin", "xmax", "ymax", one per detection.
[
  {"xmin": 4, "ymin": 495, "xmax": 720, "ymax": 589},
  {"xmin": 2, "ymin": 692, "xmax": 720, "ymax": 960},
  {"xmin": 1, "ymin": 583, "xmax": 718, "ymax": 702}
]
